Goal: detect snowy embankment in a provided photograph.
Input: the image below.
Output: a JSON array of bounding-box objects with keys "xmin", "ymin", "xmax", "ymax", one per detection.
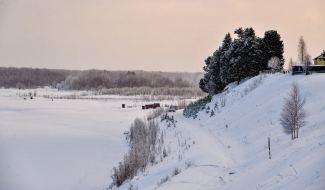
[
  {"xmin": 1, "ymin": 73, "xmax": 325, "ymax": 190},
  {"xmin": 116, "ymin": 73, "xmax": 325, "ymax": 190}
]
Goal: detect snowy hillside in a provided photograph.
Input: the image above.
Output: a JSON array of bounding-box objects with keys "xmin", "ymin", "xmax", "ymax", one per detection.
[
  {"xmin": 1, "ymin": 73, "xmax": 325, "ymax": 190},
  {"xmin": 116, "ymin": 73, "xmax": 325, "ymax": 190}
]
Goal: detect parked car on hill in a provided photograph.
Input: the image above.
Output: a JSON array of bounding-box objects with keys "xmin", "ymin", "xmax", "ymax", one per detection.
[{"xmin": 169, "ymin": 106, "xmax": 177, "ymax": 112}]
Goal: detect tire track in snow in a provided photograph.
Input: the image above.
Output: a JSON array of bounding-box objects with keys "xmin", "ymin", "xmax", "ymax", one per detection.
[{"xmin": 70, "ymin": 165, "xmax": 90, "ymax": 190}]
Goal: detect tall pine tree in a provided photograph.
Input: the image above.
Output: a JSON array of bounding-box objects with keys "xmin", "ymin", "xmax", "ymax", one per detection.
[
  {"xmin": 260, "ymin": 30, "xmax": 284, "ymax": 69},
  {"xmin": 219, "ymin": 33, "xmax": 233, "ymax": 85},
  {"xmin": 199, "ymin": 56, "xmax": 212, "ymax": 93}
]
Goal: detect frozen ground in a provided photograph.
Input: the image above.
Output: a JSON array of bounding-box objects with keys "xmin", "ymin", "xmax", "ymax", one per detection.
[
  {"xmin": 0, "ymin": 91, "xmax": 177, "ymax": 190},
  {"xmin": 1, "ymin": 73, "xmax": 325, "ymax": 190}
]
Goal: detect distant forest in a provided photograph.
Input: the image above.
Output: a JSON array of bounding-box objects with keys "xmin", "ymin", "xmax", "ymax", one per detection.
[{"xmin": 0, "ymin": 67, "xmax": 203, "ymax": 91}]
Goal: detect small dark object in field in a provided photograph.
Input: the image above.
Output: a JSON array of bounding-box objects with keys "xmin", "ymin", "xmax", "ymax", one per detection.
[
  {"xmin": 229, "ymin": 172, "xmax": 235, "ymax": 175},
  {"xmin": 24, "ymin": 98, "xmax": 26, "ymax": 100},
  {"xmin": 30, "ymin": 96, "xmax": 33, "ymax": 99}
]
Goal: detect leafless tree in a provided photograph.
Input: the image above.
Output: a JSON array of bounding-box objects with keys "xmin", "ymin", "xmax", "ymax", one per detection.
[
  {"xmin": 279, "ymin": 82, "xmax": 308, "ymax": 139},
  {"xmin": 297, "ymin": 36, "xmax": 307, "ymax": 65},
  {"xmin": 288, "ymin": 57, "xmax": 293, "ymax": 70},
  {"xmin": 268, "ymin": 57, "xmax": 281, "ymax": 70},
  {"xmin": 303, "ymin": 54, "xmax": 312, "ymax": 74}
]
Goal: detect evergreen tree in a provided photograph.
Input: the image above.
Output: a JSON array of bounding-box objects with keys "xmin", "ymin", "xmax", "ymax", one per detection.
[
  {"xmin": 219, "ymin": 33, "xmax": 233, "ymax": 85},
  {"xmin": 242, "ymin": 28, "xmax": 260, "ymax": 77},
  {"xmin": 226, "ymin": 27, "xmax": 261, "ymax": 85},
  {"xmin": 199, "ymin": 28, "xmax": 284, "ymax": 94},
  {"xmin": 261, "ymin": 30, "xmax": 284, "ymax": 70},
  {"xmin": 207, "ymin": 50, "xmax": 226, "ymax": 95},
  {"xmin": 321, "ymin": 50, "xmax": 325, "ymax": 61},
  {"xmin": 199, "ymin": 56, "xmax": 212, "ymax": 93}
]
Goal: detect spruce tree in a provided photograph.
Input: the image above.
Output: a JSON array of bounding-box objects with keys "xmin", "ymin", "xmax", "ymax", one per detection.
[
  {"xmin": 199, "ymin": 56, "xmax": 212, "ymax": 93},
  {"xmin": 261, "ymin": 30, "xmax": 284, "ymax": 70},
  {"xmin": 207, "ymin": 50, "xmax": 226, "ymax": 95},
  {"xmin": 219, "ymin": 33, "xmax": 233, "ymax": 85},
  {"xmin": 226, "ymin": 33, "xmax": 246, "ymax": 85}
]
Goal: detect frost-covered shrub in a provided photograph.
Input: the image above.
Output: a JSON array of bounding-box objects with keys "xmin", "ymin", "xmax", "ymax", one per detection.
[
  {"xmin": 163, "ymin": 148, "xmax": 168, "ymax": 158},
  {"xmin": 147, "ymin": 107, "xmax": 167, "ymax": 121},
  {"xmin": 128, "ymin": 184, "xmax": 138, "ymax": 190},
  {"xmin": 156, "ymin": 175, "xmax": 170, "ymax": 187},
  {"xmin": 220, "ymin": 93, "xmax": 226, "ymax": 107},
  {"xmin": 205, "ymin": 106, "xmax": 210, "ymax": 114},
  {"xmin": 241, "ymin": 74, "xmax": 266, "ymax": 97},
  {"xmin": 171, "ymin": 167, "xmax": 181, "ymax": 177},
  {"xmin": 183, "ymin": 96, "xmax": 212, "ymax": 118},
  {"xmin": 210, "ymin": 109, "xmax": 215, "ymax": 117},
  {"xmin": 177, "ymin": 100, "xmax": 188, "ymax": 110},
  {"xmin": 110, "ymin": 118, "xmax": 160, "ymax": 187},
  {"xmin": 161, "ymin": 113, "xmax": 177, "ymax": 127},
  {"xmin": 185, "ymin": 161, "xmax": 194, "ymax": 169}
]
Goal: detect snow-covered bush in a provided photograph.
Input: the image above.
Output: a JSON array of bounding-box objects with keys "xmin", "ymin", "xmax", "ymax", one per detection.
[
  {"xmin": 110, "ymin": 118, "xmax": 161, "ymax": 187},
  {"xmin": 210, "ymin": 109, "xmax": 215, "ymax": 117},
  {"xmin": 177, "ymin": 100, "xmax": 188, "ymax": 110},
  {"xmin": 161, "ymin": 113, "xmax": 177, "ymax": 127},
  {"xmin": 183, "ymin": 96, "xmax": 212, "ymax": 118},
  {"xmin": 220, "ymin": 93, "xmax": 226, "ymax": 107},
  {"xmin": 171, "ymin": 167, "xmax": 181, "ymax": 177},
  {"xmin": 185, "ymin": 161, "xmax": 194, "ymax": 169},
  {"xmin": 156, "ymin": 175, "xmax": 170, "ymax": 187},
  {"xmin": 147, "ymin": 107, "xmax": 167, "ymax": 121}
]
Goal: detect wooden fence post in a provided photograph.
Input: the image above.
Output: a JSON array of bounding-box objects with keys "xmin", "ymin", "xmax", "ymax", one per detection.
[{"xmin": 268, "ymin": 137, "xmax": 271, "ymax": 159}]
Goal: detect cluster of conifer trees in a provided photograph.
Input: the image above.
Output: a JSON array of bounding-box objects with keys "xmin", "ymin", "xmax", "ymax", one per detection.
[{"xmin": 199, "ymin": 27, "xmax": 284, "ymax": 96}]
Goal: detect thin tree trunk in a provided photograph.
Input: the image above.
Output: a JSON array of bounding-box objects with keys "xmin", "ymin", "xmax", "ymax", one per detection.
[{"xmin": 296, "ymin": 127, "xmax": 299, "ymax": 138}]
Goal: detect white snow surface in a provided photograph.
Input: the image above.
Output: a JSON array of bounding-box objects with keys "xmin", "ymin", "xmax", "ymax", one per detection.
[{"xmin": 1, "ymin": 73, "xmax": 325, "ymax": 190}]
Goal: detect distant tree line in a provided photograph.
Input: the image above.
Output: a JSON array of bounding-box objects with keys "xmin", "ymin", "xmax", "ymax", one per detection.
[
  {"xmin": 96, "ymin": 86, "xmax": 205, "ymax": 97},
  {"xmin": 199, "ymin": 27, "xmax": 284, "ymax": 96},
  {"xmin": 0, "ymin": 67, "xmax": 76, "ymax": 89},
  {"xmin": 57, "ymin": 70, "xmax": 201, "ymax": 90},
  {"xmin": 0, "ymin": 67, "xmax": 203, "ymax": 91}
]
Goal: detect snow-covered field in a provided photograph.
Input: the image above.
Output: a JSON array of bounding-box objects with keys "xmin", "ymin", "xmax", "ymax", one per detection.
[
  {"xmin": 0, "ymin": 91, "xmax": 178, "ymax": 190},
  {"xmin": 1, "ymin": 73, "xmax": 325, "ymax": 190}
]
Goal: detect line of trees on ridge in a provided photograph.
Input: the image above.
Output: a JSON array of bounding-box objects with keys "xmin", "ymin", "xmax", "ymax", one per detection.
[{"xmin": 199, "ymin": 27, "xmax": 284, "ymax": 96}]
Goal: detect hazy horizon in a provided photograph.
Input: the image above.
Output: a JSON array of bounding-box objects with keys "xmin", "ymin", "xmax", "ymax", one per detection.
[{"xmin": 0, "ymin": 0, "xmax": 324, "ymax": 72}]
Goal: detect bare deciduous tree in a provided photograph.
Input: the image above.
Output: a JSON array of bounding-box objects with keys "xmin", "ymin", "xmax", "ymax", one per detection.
[
  {"xmin": 268, "ymin": 57, "xmax": 281, "ymax": 70},
  {"xmin": 288, "ymin": 57, "xmax": 293, "ymax": 70},
  {"xmin": 303, "ymin": 54, "xmax": 312, "ymax": 74},
  {"xmin": 297, "ymin": 36, "xmax": 307, "ymax": 65},
  {"xmin": 279, "ymin": 82, "xmax": 308, "ymax": 139}
]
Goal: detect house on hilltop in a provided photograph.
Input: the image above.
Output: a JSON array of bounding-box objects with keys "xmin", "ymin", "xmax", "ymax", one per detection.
[{"xmin": 313, "ymin": 55, "xmax": 325, "ymax": 65}]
